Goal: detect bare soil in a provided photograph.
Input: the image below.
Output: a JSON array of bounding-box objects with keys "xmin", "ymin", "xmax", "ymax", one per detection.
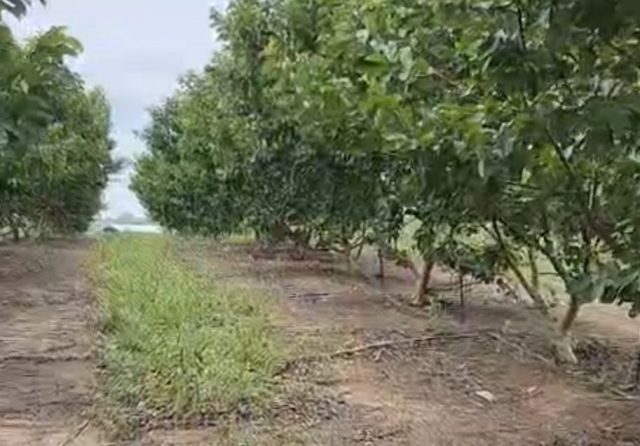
[
  {"xmin": 0, "ymin": 240, "xmax": 102, "ymax": 446},
  {"xmin": 166, "ymin": 242, "xmax": 640, "ymax": 446},
  {"xmin": 2, "ymin": 239, "xmax": 638, "ymax": 446}
]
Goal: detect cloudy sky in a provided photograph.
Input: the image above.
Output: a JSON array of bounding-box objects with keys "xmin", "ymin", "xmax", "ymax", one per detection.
[{"xmin": 11, "ymin": 0, "xmax": 228, "ymax": 218}]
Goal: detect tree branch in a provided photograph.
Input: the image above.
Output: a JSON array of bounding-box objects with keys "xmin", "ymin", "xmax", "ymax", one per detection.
[
  {"xmin": 544, "ymin": 127, "xmax": 623, "ymax": 256},
  {"xmin": 545, "ymin": 126, "xmax": 580, "ymax": 184},
  {"xmin": 490, "ymin": 218, "xmax": 548, "ymax": 312},
  {"xmin": 515, "ymin": 2, "xmax": 527, "ymax": 52}
]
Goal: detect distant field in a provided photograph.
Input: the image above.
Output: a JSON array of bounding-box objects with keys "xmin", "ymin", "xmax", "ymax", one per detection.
[{"xmin": 89, "ymin": 222, "xmax": 163, "ymax": 234}]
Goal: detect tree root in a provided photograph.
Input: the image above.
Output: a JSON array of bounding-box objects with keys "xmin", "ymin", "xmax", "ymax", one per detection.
[{"xmin": 552, "ymin": 336, "xmax": 578, "ymax": 364}]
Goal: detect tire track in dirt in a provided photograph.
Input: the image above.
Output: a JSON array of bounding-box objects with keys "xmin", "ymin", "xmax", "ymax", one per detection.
[{"xmin": 0, "ymin": 241, "xmax": 102, "ymax": 446}]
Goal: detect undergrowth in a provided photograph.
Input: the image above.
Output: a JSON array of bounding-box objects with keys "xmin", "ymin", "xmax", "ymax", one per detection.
[{"xmin": 90, "ymin": 235, "xmax": 283, "ymax": 434}]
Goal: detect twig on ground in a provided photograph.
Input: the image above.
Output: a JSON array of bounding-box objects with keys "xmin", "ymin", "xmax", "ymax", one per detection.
[
  {"xmin": 429, "ymin": 279, "xmax": 484, "ymax": 293},
  {"xmin": 279, "ymin": 331, "xmax": 483, "ymax": 374},
  {"xmin": 383, "ymin": 293, "xmax": 434, "ymax": 318},
  {"xmin": 330, "ymin": 332, "xmax": 480, "ymax": 358},
  {"xmin": 355, "ymin": 427, "xmax": 404, "ymax": 443},
  {"xmin": 0, "ymin": 353, "xmax": 93, "ymax": 363},
  {"xmin": 208, "ymin": 273, "xmax": 248, "ymax": 281},
  {"xmin": 487, "ymin": 332, "xmax": 553, "ymax": 366},
  {"xmin": 280, "ymin": 329, "xmax": 557, "ymax": 377},
  {"xmin": 608, "ymin": 388, "xmax": 640, "ymax": 401},
  {"xmin": 43, "ymin": 341, "xmax": 77, "ymax": 353},
  {"xmin": 56, "ymin": 420, "xmax": 90, "ymax": 446}
]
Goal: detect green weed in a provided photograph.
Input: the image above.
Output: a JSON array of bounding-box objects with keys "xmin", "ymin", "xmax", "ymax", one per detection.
[{"xmin": 91, "ymin": 235, "xmax": 282, "ymax": 427}]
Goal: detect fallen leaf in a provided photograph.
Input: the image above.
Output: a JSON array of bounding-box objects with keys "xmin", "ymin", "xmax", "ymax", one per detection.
[{"xmin": 475, "ymin": 390, "xmax": 496, "ymax": 402}]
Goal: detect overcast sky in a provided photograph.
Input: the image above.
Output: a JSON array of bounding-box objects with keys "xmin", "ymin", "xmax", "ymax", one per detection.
[{"xmin": 10, "ymin": 0, "xmax": 228, "ymax": 218}]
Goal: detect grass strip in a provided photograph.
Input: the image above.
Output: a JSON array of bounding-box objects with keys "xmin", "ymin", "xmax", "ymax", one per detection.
[{"xmin": 90, "ymin": 235, "xmax": 282, "ymax": 428}]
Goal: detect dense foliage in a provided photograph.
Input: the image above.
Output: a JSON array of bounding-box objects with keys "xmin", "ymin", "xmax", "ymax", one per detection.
[
  {"xmin": 133, "ymin": 0, "xmax": 640, "ymax": 358},
  {"xmin": 1, "ymin": 10, "xmax": 117, "ymax": 238}
]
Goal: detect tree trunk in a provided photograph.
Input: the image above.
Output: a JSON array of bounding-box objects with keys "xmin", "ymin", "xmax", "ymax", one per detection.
[
  {"xmin": 343, "ymin": 242, "xmax": 353, "ymax": 272},
  {"xmin": 11, "ymin": 226, "xmax": 19, "ymax": 242},
  {"xmin": 458, "ymin": 271, "xmax": 467, "ymax": 323},
  {"xmin": 491, "ymin": 219, "xmax": 547, "ymax": 313},
  {"xmin": 554, "ymin": 295, "xmax": 580, "ymax": 364},
  {"xmin": 411, "ymin": 259, "xmax": 435, "ymax": 307},
  {"xmin": 292, "ymin": 228, "xmax": 312, "ymax": 251},
  {"xmin": 633, "ymin": 347, "xmax": 640, "ymax": 390},
  {"xmin": 354, "ymin": 239, "xmax": 365, "ymax": 260},
  {"xmin": 506, "ymin": 259, "xmax": 548, "ymax": 314},
  {"xmin": 527, "ymin": 247, "xmax": 539, "ymax": 291},
  {"xmin": 406, "ymin": 260, "xmax": 420, "ymax": 279},
  {"xmin": 377, "ymin": 248, "xmax": 385, "ymax": 280},
  {"xmin": 561, "ymin": 295, "xmax": 580, "ymax": 335},
  {"xmin": 353, "ymin": 226, "xmax": 367, "ymax": 260}
]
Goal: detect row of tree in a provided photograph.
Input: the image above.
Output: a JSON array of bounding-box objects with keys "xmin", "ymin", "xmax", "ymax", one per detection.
[
  {"xmin": 132, "ymin": 0, "xmax": 640, "ymax": 361},
  {"xmin": 1, "ymin": 1, "xmax": 117, "ymax": 239}
]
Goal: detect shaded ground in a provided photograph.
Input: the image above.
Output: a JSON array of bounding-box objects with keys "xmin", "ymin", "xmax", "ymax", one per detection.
[
  {"xmin": 0, "ymin": 240, "xmax": 101, "ymax": 446},
  {"xmin": 167, "ymin": 241, "xmax": 640, "ymax": 446}
]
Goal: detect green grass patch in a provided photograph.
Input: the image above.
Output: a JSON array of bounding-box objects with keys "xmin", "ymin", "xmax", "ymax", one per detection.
[{"xmin": 90, "ymin": 234, "xmax": 283, "ymax": 428}]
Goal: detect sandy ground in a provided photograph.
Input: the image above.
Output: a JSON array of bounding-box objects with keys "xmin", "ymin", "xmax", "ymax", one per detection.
[{"xmin": 0, "ymin": 240, "xmax": 102, "ymax": 446}]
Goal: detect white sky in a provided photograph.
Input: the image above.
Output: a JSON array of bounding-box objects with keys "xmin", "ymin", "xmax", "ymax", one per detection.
[{"xmin": 10, "ymin": 0, "xmax": 228, "ymax": 218}]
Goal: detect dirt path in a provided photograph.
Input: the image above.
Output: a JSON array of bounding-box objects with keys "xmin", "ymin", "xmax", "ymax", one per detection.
[
  {"xmin": 0, "ymin": 240, "xmax": 101, "ymax": 446},
  {"xmin": 183, "ymin": 243, "xmax": 640, "ymax": 446}
]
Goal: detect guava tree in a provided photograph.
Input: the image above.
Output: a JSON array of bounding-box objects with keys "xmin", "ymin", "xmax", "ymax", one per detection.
[
  {"xmin": 1, "ymin": 22, "xmax": 117, "ymax": 238},
  {"xmin": 132, "ymin": 0, "xmax": 640, "ymax": 363},
  {"xmin": 280, "ymin": 0, "xmax": 514, "ymax": 304},
  {"xmin": 133, "ymin": 0, "xmax": 396, "ymax": 253},
  {"xmin": 21, "ymin": 87, "xmax": 117, "ymax": 234},
  {"xmin": 340, "ymin": 0, "xmax": 640, "ymax": 357},
  {"xmin": 269, "ymin": 0, "xmax": 640, "ymax": 357},
  {"xmin": 435, "ymin": 0, "xmax": 640, "ymax": 359}
]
